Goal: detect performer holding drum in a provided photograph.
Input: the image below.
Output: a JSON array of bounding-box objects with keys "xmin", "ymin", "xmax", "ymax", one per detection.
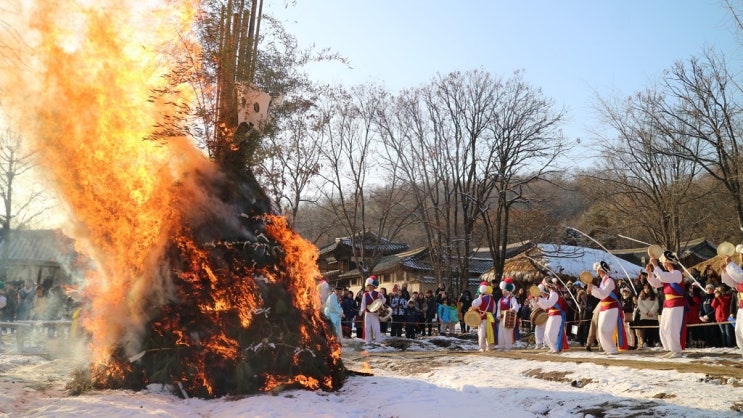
[
  {"xmin": 535, "ymin": 278, "xmax": 570, "ymax": 353},
  {"xmin": 528, "ymin": 284, "xmax": 549, "ymax": 349},
  {"xmin": 496, "ymin": 277, "xmax": 520, "ymax": 351},
  {"xmin": 359, "ymin": 276, "xmax": 385, "ymax": 345},
  {"xmin": 470, "ymin": 281, "xmax": 497, "ymax": 351},
  {"xmin": 645, "ymin": 250, "xmax": 686, "ymax": 357},
  {"xmin": 587, "ymin": 261, "xmax": 629, "ymax": 355}
]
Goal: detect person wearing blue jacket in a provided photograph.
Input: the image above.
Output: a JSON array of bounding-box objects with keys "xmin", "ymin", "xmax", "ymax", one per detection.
[{"xmin": 438, "ymin": 300, "xmax": 458, "ymax": 336}]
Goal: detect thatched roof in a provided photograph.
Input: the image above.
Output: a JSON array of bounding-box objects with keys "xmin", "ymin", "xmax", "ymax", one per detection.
[
  {"xmin": 688, "ymin": 254, "xmax": 735, "ymax": 275},
  {"xmin": 482, "ymin": 243, "xmax": 644, "ymax": 285}
]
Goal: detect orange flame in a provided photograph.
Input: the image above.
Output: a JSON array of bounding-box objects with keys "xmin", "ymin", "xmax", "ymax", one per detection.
[
  {"xmin": 0, "ymin": 1, "xmax": 345, "ymax": 397},
  {"xmin": 0, "ymin": 0, "xmax": 205, "ymax": 365}
]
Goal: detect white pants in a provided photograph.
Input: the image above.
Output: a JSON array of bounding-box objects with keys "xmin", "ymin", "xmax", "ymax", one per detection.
[
  {"xmin": 544, "ymin": 315, "xmax": 562, "ymax": 352},
  {"xmin": 659, "ymin": 305, "xmax": 684, "ymax": 353},
  {"xmin": 498, "ymin": 321, "xmax": 514, "ymax": 350},
  {"xmin": 534, "ymin": 323, "xmax": 546, "ymax": 345},
  {"xmin": 364, "ymin": 312, "xmax": 381, "ymax": 344},
  {"xmin": 598, "ymin": 308, "xmax": 619, "ymax": 354}
]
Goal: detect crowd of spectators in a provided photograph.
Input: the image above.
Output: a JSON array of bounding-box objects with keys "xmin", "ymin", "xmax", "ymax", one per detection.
[
  {"xmin": 0, "ymin": 277, "xmax": 78, "ymax": 339},
  {"xmin": 330, "ymin": 267, "xmax": 737, "ymax": 352}
]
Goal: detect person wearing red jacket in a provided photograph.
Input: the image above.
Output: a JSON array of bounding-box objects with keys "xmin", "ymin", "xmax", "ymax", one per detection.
[{"xmin": 711, "ymin": 285, "xmax": 734, "ymax": 347}]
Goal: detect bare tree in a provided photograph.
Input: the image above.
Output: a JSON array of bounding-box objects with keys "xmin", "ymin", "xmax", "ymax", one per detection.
[
  {"xmin": 592, "ymin": 90, "xmax": 705, "ymax": 253},
  {"xmin": 377, "ymin": 69, "xmax": 565, "ymax": 290},
  {"xmin": 257, "ymin": 97, "xmax": 325, "ymax": 227},
  {"xmin": 478, "ymin": 71, "xmax": 566, "ymax": 278},
  {"xmin": 0, "ymin": 128, "xmax": 49, "ymax": 278},
  {"xmin": 636, "ymin": 50, "xmax": 743, "ymax": 234},
  {"xmin": 315, "ymin": 83, "xmax": 415, "ymax": 277},
  {"xmin": 377, "ymin": 82, "xmax": 466, "ymax": 292}
]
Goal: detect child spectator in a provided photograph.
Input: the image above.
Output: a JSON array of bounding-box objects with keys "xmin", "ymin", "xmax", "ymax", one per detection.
[
  {"xmin": 438, "ymin": 299, "xmax": 457, "ymax": 337},
  {"xmin": 404, "ymin": 300, "xmax": 419, "ymax": 339}
]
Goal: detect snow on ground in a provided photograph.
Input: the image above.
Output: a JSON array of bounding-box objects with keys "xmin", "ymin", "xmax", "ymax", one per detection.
[{"xmin": 1, "ymin": 330, "xmax": 742, "ymax": 417}]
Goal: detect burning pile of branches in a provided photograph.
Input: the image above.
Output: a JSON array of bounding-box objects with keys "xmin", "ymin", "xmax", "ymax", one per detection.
[{"xmin": 85, "ymin": 168, "xmax": 346, "ymax": 398}]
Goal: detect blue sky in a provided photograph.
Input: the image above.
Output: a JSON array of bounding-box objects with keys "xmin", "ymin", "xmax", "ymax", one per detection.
[{"xmin": 266, "ymin": 0, "xmax": 741, "ymax": 165}]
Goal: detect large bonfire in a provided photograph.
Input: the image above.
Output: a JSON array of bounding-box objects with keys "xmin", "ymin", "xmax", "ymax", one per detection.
[{"xmin": 0, "ymin": 0, "xmax": 345, "ymax": 398}]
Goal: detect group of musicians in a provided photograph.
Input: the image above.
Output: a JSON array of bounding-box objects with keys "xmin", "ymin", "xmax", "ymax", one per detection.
[{"xmin": 466, "ymin": 249, "xmax": 743, "ymax": 357}]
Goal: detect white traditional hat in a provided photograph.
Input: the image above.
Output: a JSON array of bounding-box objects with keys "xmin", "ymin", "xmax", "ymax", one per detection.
[
  {"xmin": 365, "ymin": 275, "xmax": 378, "ymax": 287},
  {"xmin": 499, "ymin": 277, "xmax": 515, "ymax": 293}
]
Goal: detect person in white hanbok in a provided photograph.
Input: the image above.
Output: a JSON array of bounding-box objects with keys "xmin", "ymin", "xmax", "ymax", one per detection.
[
  {"xmin": 646, "ymin": 251, "xmax": 686, "ymax": 357},
  {"xmin": 359, "ymin": 276, "xmax": 385, "ymax": 345},
  {"xmin": 588, "ymin": 261, "xmax": 629, "ymax": 355},
  {"xmin": 496, "ymin": 278, "xmax": 520, "ymax": 351},
  {"xmin": 720, "ymin": 247, "xmax": 743, "ymax": 353}
]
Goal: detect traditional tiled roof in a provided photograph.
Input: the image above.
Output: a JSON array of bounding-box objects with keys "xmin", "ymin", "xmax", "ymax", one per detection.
[
  {"xmin": 470, "ymin": 241, "xmax": 534, "ymax": 259},
  {"xmin": 318, "ymin": 231, "xmax": 409, "ymax": 257},
  {"xmin": 0, "ymin": 229, "xmax": 75, "ymax": 267},
  {"xmin": 337, "ymin": 246, "xmax": 492, "ymax": 279},
  {"xmin": 338, "ymin": 247, "xmax": 427, "ymax": 279}
]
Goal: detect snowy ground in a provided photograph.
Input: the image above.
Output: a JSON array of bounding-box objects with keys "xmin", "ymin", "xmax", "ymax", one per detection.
[{"xmin": 1, "ymin": 328, "xmax": 742, "ymax": 417}]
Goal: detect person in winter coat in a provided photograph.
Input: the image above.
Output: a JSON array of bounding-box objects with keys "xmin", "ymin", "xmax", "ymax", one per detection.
[
  {"xmin": 699, "ymin": 283, "xmax": 721, "ymax": 347},
  {"xmin": 404, "ymin": 299, "xmax": 419, "ymax": 339},
  {"xmin": 458, "ymin": 290, "xmax": 473, "ymax": 333},
  {"xmin": 620, "ymin": 287, "xmax": 637, "ymax": 349},
  {"xmin": 389, "ymin": 288, "xmax": 408, "ymax": 337},
  {"xmin": 711, "ymin": 285, "xmax": 734, "ymax": 347},
  {"xmin": 437, "ymin": 299, "xmax": 457, "ymax": 336},
  {"xmin": 340, "ymin": 290, "xmax": 357, "ymax": 338},
  {"xmin": 17, "ymin": 280, "xmax": 36, "ymax": 321},
  {"xmin": 400, "ymin": 283, "xmax": 411, "ymax": 301},
  {"xmin": 685, "ymin": 284, "xmax": 703, "ymax": 347},
  {"xmin": 353, "ymin": 290, "xmax": 364, "ymax": 338},
  {"xmin": 634, "ymin": 283, "xmax": 660, "ymax": 348},
  {"xmin": 0, "ymin": 282, "xmax": 6, "ymax": 321},
  {"xmin": 423, "ymin": 290, "xmax": 437, "ymax": 336}
]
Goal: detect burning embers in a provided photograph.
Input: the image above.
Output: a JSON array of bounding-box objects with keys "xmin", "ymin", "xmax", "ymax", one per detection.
[{"xmin": 84, "ymin": 170, "xmax": 345, "ymax": 398}]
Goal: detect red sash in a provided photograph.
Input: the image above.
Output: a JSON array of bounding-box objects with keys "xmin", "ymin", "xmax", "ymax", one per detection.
[{"xmin": 663, "ymin": 283, "xmax": 686, "ymax": 309}]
